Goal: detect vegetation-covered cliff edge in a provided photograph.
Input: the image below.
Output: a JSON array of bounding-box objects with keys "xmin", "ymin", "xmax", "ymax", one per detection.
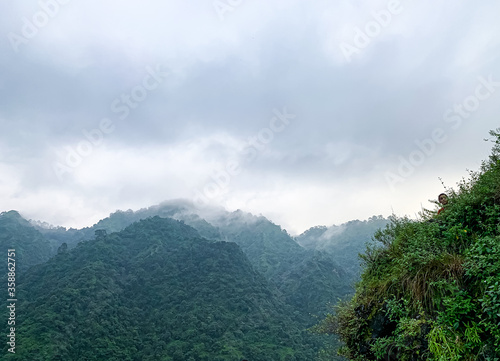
[{"xmin": 315, "ymin": 129, "xmax": 500, "ymax": 360}]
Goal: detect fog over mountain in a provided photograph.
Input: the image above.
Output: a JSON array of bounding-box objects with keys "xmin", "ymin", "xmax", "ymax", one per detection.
[
  {"xmin": 1, "ymin": 1, "xmax": 500, "ymax": 233},
  {"xmin": 2, "ymin": 201, "xmax": 386, "ymax": 359}
]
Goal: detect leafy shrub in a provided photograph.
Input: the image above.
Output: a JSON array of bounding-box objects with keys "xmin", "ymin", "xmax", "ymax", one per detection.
[{"xmin": 316, "ymin": 129, "xmax": 500, "ymax": 360}]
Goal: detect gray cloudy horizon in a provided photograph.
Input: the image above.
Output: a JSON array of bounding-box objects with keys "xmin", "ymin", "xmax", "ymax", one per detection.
[{"xmin": 1, "ymin": 0, "xmax": 499, "ymax": 234}]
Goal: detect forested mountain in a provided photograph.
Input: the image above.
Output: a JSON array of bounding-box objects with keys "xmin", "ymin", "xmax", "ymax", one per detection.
[
  {"xmin": 32, "ymin": 199, "xmax": 222, "ymax": 249},
  {"xmin": 296, "ymin": 216, "xmax": 389, "ymax": 280},
  {"xmin": 0, "ymin": 210, "xmax": 57, "ymax": 272},
  {"xmin": 2, "ymin": 199, "xmax": 390, "ymax": 359},
  {"xmin": 31, "ymin": 203, "xmax": 364, "ymax": 322},
  {"xmin": 9, "ymin": 217, "xmax": 321, "ymax": 360},
  {"xmin": 206, "ymin": 211, "xmax": 353, "ymax": 322},
  {"xmin": 316, "ymin": 130, "xmax": 500, "ymax": 360}
]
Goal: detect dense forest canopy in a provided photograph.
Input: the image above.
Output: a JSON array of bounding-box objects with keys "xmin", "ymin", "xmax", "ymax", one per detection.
[
  {"xmin": 2, "ymin": 199, "xmax": 387, "ymax": 360},
  {"xmin": 7, "ymin": 217, "xmax": 323, "ymax": 360}
]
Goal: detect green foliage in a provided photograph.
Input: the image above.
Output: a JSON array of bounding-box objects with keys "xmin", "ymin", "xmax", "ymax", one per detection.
[
  {"xmin": 31, "ymin": 201, "xmax": 354, "ymax": 328},
  {"xmin": 317, "ymin": 129, "xmax": 500, "ymax": 360},
  {"xmin": 0, "ymin": 210, "xmax": 57, "ymax": 272},
  {"xmin": 351, "ymin": 298, "xmax": 431, "ymax": 361},
  {"xmin": 465, "ymin": 235, "xmax": 500, "ymax": 355},
  {"xmin": 2, "ymin": 201, "xmax": 358, "ymax": 359},
  {"xmin": 6, "ymin": 217, "xmax": 321, "ymax": 360},
  {"xmin": 427, "ymin": 324, "xmax": 461, "ymax": 361},
  {"xmin": 296, "ymin": 216, "xmax": 390, "ymax": 280}
]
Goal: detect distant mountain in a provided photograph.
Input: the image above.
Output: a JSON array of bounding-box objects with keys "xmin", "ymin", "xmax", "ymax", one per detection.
[
  {"xmin": 32, "ymin": 200, "xmax": 223, "ymax": 249},
  {"xmin": 200, "ymin": 209, "xmax": 353, "ymax": 321},
  {"xmin": 296, "ymin": 216, "xmax": 389, "ymax": 279},
  {"xmin": 0, "ymin": 204, "xmax": 387, "ymax": 359},
  {"xmin": 12, "ymin": 217, "xmax": 320, "ymax": 361},
  {"xmin": 1, "ymin": 201, "xmax": 388, "ymax": 346},
  {"xmin": 28, "ymin": 201, "xmax": 354, "ymax": 321},
  {"xmin": 0, "ymin": 210, "xmax": 57, "ymax": 272}
]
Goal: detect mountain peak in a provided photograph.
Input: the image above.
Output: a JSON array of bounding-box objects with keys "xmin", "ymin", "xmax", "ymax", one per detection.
[{"xmin": 0, "ymin": 210, "xmax": 30, "ymax": 226}]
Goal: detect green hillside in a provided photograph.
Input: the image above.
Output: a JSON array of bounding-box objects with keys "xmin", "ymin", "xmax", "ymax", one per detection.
[
  {"xmin": 0, "ymin": 210, "xmax": 57, "ymax": 272},
  {"xmin": 315, "ymin": 129, "xmax": 500, "ymax": 360},
  {"xmin": 33, "ymin": 204, "xmax": 353, "ymax": 325},
  {"xmin": 202, "ymin": 211, "xmax": 353, "ymax": 323},
  {"xmin": 296, "ymin": 216, "xmax": 389, "ymax": 280},
  {"xmin": 9, "ymin": 217, "xmax": 321, "ymax": 361}
]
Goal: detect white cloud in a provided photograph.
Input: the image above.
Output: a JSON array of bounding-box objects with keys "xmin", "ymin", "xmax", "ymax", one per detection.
[{"xmin": 0, "ymin": 0, "xmax": 499, "ymax": 232}]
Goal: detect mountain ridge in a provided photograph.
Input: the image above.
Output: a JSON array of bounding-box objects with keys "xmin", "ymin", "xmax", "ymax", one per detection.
[{"xmin": 11, "ymin": 216, "xmax": 321, "ymax": 360}]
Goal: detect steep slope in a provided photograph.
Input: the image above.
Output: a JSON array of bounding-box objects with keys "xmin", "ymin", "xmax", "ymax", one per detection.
[
  {"xmin": 210, "ymin": 210, "xmax": 307, "ymax": 279},
  {"xmin": 11, "ymin": 217, "xmax": 319, "ymax": 361},
  {"xmin": 296, "ymin": 216, "xmax": 389, "ymax": 279},
  {"xmin": 0, "ymin": 210, "xmax": 56, "ymax": 272},
  {"xmin": 207, "ymin": 210, "xmax": 352, "ymax": 320},
  {"xmin": 34, "ymin": 202, "xmax": 353, "ymax": 323},
  {"xmin": 316, "ymin": 130, "xmax": 500, "ymax": 360},
  {"xmin": 275, "ymin": 251, "xmax": 352, "ymax": 317}
]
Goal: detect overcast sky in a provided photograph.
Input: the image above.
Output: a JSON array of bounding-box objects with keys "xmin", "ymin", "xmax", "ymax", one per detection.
[{"xmin": 1, "ymin": 0, "xmax": 499, "ymax": 234}]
